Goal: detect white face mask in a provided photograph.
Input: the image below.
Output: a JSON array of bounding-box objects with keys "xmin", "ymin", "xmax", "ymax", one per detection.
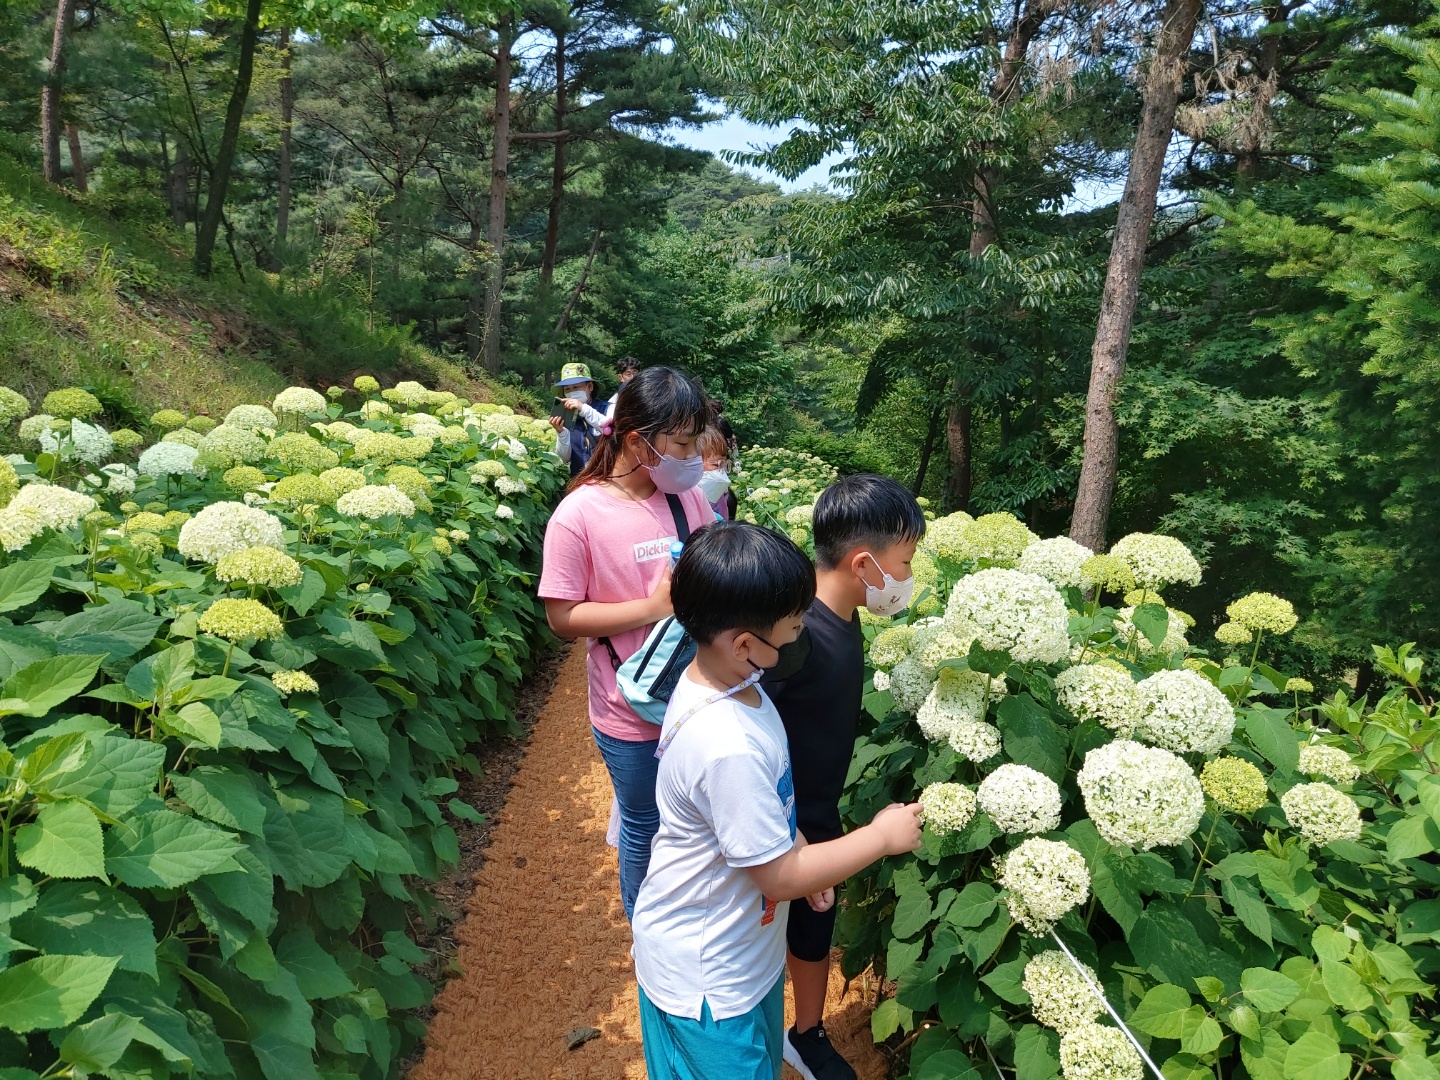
[
  {"xmin": 565, "ymin": 389, "xmax": 590, "ymax": 403},
  {"xmin": 697, "ymin": 468, "xmax": 731, "ymax": 503},
  {"xmin": 859, "ymin": 551, "xmax": 914, "ymax": 617}
]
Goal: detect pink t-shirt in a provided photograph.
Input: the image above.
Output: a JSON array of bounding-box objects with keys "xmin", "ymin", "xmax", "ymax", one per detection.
[{"xmin": 539, "ymin": 483, "xmax": 713, "ymax": 741}]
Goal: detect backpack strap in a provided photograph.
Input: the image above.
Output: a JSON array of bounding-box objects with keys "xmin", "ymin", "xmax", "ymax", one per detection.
[
  {"xmin": 665, "ymin": 492, "xmax": 692, "ymax": 543},
  {"xmin": 598, "ymin": 493, "xmax": 692, "ymax": 670}
]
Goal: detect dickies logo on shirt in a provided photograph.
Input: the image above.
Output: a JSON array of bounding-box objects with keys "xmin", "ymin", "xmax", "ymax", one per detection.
[{"xmin": 634, "ymin": 535, "xmax": 679, "ymax": 564}]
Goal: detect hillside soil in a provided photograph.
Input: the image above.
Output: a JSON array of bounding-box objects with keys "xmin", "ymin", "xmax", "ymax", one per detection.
[{"xmin": 410, "ymin": 645, "xmax": 889, "ymax": 1080}]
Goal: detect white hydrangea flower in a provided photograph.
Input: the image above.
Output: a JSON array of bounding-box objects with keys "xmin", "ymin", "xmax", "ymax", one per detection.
[
  {"xmin": 98, "ymin": 462, "xmax": 137, "ymax": 497},
  {"xmin": 7, "ymin": 483, "xmax": 97, "ymax": 530},
  {"xmin": 224, "ymin": 404, "xmax": 280, "ymax": 431},
  {"xmin": 1055, "ymin": 663, "xmax": 1140, "ymax": 735},
  {"xmin": 888, "ymin": 657, "xmax": 932, "ymax": 714},
  {"xmin": 977, "ymin": 764, "xmax": 1062, "ymax": 835},
  {"xmin": 1114, "ymin": 605, "xmax": 1189, "ymax": 655},
  {"xmin": 138, "ymin": 441, "xmax": 204, "ymax": 478},
  {"xmin": 336, "ymin": 484, "xmax": 417, "ymax": 520},
  {"xmin": 919, "ymin": 783, "xmax": 977, "ymax": 835},
  {"xmin": 494, "ymin": 505, "xmax": 515, "ymax": 520},
  {"xmin": 495, "ymin": 475, "xmax": 528, "ymax": 497},
  {"xmin": 1297, "ymin": 743, "xmax": 1360, "ymax": 784},
  {"xmin": 872, "ymin": 670, "xmax": 892, "ymax": 692},
  {"xmin": 1281, "ymin": 782, "xmax": 1363, "ymax": 845},
  {"xmin": 944, "ymin": 569, "xmax": 1069, "ymax": 664},
  {"xmin": 1017, "ymin": 536, "xmax": 1094, "ymax": 589},
  {"xmin": 916, "ymin": 668, "xmax": 1004, "ymax": 743},
  {"xmin": 1059, "ymin": 1023, "xmax": 1143, "ymax": 1080},
  {"xmin": 1108, "ymin": 533, "xmax": 1202, "ymax": 590},
  {"xmin": 0, "ymin": 507, "xmax": 46, "ymax": 551},
  {"xmin": 177, "ymin": 502, "xmax": 285, "ymax": 563},
  {"xmin": 949, "ymin": 720, "xmax": 1004, "ymax": 763},
  {"xmin": 1023, "ymin": 951, "xmax": 1103, "ymax": 1034},
  {"xmin": 1134, "ymin": 668, "xmax": 1235, "ymax": 755},
  {"xmin": 995, "ymin": 837, "xmax": 1091, "ymax": 933},
  {"xmin": 1076, "ymin": 739, "xmax": 1204, "ymax": 850},
  {"xmin": 273, "ymin": 387, "xmax": 327, "ymax": 415},
  {"xmin": 918, "ymin": 624, "xmax": 981, "ymax": 671},
  {"xmin": 481, "ymin": 413, "xmax": 522, "ymax": 439},
  {"xmin": 69, "ymin": 419, "xmax": 114, "ymax": 464}
]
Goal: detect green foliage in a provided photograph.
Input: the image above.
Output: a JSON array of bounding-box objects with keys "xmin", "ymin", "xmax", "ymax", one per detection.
[
  {"xmin": 731, "ymin": 446, "xmax": 837, "ymax": 554},
  {"xmin": 0, "ymin": 384, "xmax": 565, "ymax": 1078},
  {"xmin": 843, "ymin": 526, "xmax": 1440, "ymax": 1079}
]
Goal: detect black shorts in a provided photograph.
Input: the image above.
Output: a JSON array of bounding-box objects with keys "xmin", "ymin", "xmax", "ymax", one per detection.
[{"xmin": 786, "ymin": 887, "xmax": 839, "ymax": 962}]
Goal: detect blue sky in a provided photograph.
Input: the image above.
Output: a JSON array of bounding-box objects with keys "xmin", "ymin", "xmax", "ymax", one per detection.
[
  {"xmin": 667, "ymin": 114, "xmax": 839, "ymax": 191},
  {"xmin": 667, "ymin": 112, "xmax": 1129, "ymax": 209}
]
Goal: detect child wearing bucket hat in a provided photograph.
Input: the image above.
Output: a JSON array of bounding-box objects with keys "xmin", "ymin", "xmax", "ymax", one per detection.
[{"xmin": 550, "ymin": 363, "xmax": 609, "ymax": 475}]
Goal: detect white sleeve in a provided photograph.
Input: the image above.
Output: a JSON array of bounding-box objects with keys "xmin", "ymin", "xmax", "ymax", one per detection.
[
  {"xmin": 693, "ymin": 745, "xmax": 794, "ymax": 869},
  {"xmin": 578, "ymin": 402, "xmax": 608, "ymax": 428},
  {"xmin": 555, "ymin": 427, "xmax": 572, "ymax": 463}
]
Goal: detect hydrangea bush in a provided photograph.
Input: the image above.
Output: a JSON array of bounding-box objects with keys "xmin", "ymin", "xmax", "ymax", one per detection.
[
  {"xmin": 0, "ymin": 381, "xmax": 565, "ymax": 1079},
  {"xmin": 841, "ymin": 513, "xmax": 1440, "ymax": 1080},
  {"xmin": 731, "ymin": 446, "xmax": 839, "ymax": 553}
]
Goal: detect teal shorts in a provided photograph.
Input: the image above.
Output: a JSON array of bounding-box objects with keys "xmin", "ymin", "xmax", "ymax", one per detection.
[{"xmin": 638, "ymin": 975, "xmax": 785, "ymax": 1080}]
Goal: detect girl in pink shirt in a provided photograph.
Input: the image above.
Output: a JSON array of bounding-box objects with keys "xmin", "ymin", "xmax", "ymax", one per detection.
[{"xmin": 538, "ymin": 366, "xmax": 714, "ymax": 919}]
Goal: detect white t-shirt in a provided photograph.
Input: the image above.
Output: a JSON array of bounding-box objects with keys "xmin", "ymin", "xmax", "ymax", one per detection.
[{"xmin": 632, "ymin": 672, "xmax": 797, "ymax": 1021}]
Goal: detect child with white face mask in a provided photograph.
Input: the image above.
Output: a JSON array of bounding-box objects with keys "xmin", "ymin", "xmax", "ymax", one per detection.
[
  {"xmin": 759, "ymin": 474, "xmax": 926, "ymax": 1080},
  {"xmin": 695, "ymin": 426, "xmax": 734, "ymax": 519}
]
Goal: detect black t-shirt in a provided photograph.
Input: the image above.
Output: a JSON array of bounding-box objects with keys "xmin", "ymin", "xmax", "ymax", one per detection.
[{"xmin": 762, "ymin": 598, "xmax": 864, "ymax": 843}]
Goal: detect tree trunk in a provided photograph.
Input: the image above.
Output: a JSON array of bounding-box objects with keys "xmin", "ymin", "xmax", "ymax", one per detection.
[
  {"xmin": 913, "ymin": 404, "xmax": 943, "ymax": 494},
  {"xmin": 167, "ymin": 136, "xmax": 192, "ymax": 227},
  {"xmin": 465, "ymin": 218, "xmax": 484, "ymax": 360},
  {"xmin": 193, "ymin": 0, "xmax": 264, "ymax": 278},
  {"xmin": 554, "ymin": 229, "xmax": 601, "ymax": 338},
  {"xmin": 65, "ymin": 123, "xmax": 87, "ymax": 192},
  {"xmin": 944, "ymin": 395, "xmax": 972, "ymax": 512},
  {"xmin": 480, "ymin": 17, "xmax": 514, "ymax": 372},
  {"xmin": 1070, "ymin": 0, "xmax": 1202, "ymax": 552},
  {"xmin": 41, "ymin": 0, "xmax": 76, "ymax": 185},
  {"xmin": 540, "ymin": 31, "xmax": 567, "ymax": 288},
  {"xmin": 275, "ymin": 26, "xmax": 294, "ymax": 253}
]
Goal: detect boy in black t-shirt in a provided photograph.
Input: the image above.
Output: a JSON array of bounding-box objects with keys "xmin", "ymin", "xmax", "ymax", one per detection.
[{"xmin": 763, "ymin": 475, "xmax": 926, "ymax": 1080}]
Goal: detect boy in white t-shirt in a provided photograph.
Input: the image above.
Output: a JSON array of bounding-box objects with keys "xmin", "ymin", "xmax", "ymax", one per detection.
[{"xmin": 632, "ymin": 522, "xmax": 923, "ymax": 1079}]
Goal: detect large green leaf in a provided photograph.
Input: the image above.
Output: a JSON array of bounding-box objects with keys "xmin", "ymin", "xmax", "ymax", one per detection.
[
  {"xmin": 276, "ymin": 928, "xmax": 357, "ymax": 999},
  {"xmin": 104, "ymin": 809, "xmax": 243, "ymax": 888},
  {"xmin": 1282, "ymin": 1031, "xmax": 1350, "ymax": 1080},
  {"xmin": 158, "ymin": 701, "xmax": 222, "ymax": 748},
  {"xmin": 995, "ymin": 695, "xmax": 1067, "ymax": 782},
  {"xmin": 1013, "ymin": 1025, "xmax": 1060, "ymax": 1080},
  {"xmin": 49, "ymin": 735, "xmax": 163, "ymax": 817},
  {"xmin": 0, "ymin": 559, "xmax": 58, "ymax": 614},
  {"xmin": 13, "ymin": 881, "xmax": 158, "ymax": 978},
  {"xmin": 1240, "ymin": 707, "xmax": 1300, "ymax": 774},
  {"xmin": 58, "ymin": 1012, "xmax": 142, "ymax": 1071},
  {"xmin": 263, "ymin": 786, "xmax": 351, "ymax": 889},
  {"xmin": 0, "ymin": 654, "xmax": 105, "ymax": 718},
  {"xmin": 1239, "ymin": 968, "xmax": 1300, "ymax": 1012},
  {"xmin": 14, "ymin": 799, "xmax": 106, "ymax": 880},
  {"xmin": 18, "ymin": 732, "xmax": 89, "ymax": 794},
  {"xmin": 172, "ymin": 766, "xmax": 267, "ymax": 834},
  {"xmin": 0, "ymin": 954, "xmax": 119, "ymax": 1033},
  {"xmin": 1129, "ymin": 983, "xmax": 1193, "ymax": 1038},
  {"xmin": 891, "ymin": 867, "xmax": 934, "ymax": 940},
  {"xmin": 51, "ymin": 600, "xmax": 163, "ymax": 660},
  {"xmin": 1130, "ymin": 603, "xmax": 1170, "ymax": 650},
  {"xmin": 0, "ymin": 624, "xmax": 57, "ymax": 681}
]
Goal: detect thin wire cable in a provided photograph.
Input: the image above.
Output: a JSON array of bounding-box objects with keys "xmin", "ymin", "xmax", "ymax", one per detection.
[{"xmin": 1049, "ymin": 929, "xmax": 1168, "ymax": 1080}]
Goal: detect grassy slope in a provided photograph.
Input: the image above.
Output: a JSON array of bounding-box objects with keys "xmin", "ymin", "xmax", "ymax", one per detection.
[{"xmin": 0, "ymin": 158, "xmax": 525, "ymax": 423}]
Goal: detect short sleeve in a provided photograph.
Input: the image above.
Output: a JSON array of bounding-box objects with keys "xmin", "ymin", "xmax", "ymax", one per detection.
[
  {"xmin": 680, "ymin": 487, "xmax": 713, "ymax": 537},
  {"xmin": 693, "ymin": 741, "xmax": 794, "ymax": 868},
  {"xmin": 538, "ymin": 505, "xmax": 591, "ymax": 602}
]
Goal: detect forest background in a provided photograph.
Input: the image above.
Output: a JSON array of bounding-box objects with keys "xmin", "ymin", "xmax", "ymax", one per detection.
[{"xmin": 3, "ymin": 0, "xmax": 1440, "ymax": 684}]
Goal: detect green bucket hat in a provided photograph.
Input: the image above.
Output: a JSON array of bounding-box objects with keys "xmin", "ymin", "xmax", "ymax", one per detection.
[{"xmin": 554, "ymin": 362, "xmax": 594, "ymax": 388}]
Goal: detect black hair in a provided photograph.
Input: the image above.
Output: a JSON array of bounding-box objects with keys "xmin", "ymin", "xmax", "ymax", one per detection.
[
  {"xmin": 812, "ymin": 474, "xmax": 927, "ymax": 571},
  {"xmin": 615, "ymin": 356, "xmax": 643, "ymax": 376},
  {"xmin": 672, "ymin": 521, "xmax": 816, "ymax": 645},
  {"xmin": 572, "ymin": 365, "xmax": 709, "ymax": 491}
]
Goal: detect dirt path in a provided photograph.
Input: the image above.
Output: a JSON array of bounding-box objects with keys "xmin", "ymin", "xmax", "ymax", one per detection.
[{"xmin": 412, "ymin": 645, "xmax": 890, "ymax": 1080}]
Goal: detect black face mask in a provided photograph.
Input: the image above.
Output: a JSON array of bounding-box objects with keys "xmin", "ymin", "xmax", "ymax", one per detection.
[{"xmin": 750, "ymin": 627, "xmax": 812, "ymax": 681}]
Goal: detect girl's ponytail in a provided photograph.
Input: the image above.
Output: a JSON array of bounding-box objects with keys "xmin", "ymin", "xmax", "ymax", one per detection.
[{"xmin": 571, "ymin": 366, "xmax": 710, "ymax": 492}]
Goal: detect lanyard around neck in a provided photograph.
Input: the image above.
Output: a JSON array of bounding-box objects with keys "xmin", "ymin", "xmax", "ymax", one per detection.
[{"xmin": 654, "ymin": 670, "xmax": 762, "ymax": 760}]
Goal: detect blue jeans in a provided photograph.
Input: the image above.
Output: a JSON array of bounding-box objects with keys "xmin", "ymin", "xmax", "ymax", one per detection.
[{"xmin": 592, "ymin": 727, "xmax": 660, "ymax": 920}]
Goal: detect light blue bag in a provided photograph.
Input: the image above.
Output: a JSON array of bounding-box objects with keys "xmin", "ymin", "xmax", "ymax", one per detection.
[{"xmin": 616, "ymin": 615, "xmax": 697, "ymax": 726}]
